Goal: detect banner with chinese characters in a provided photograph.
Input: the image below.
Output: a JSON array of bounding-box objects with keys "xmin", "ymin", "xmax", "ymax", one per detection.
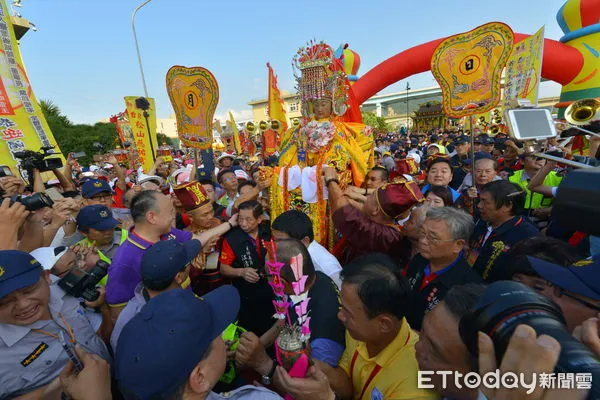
[
  {"xmin": 165, "ymin": 65, "xmax": 219, "ymax": 149},
  {"xmin": 124, "ymin": 96, "xmax": 158, "ymax": 173},
  {"xmin": 503, "ymin": 26, "xmax": 544, "ymax": 107},
  {"xmin": 0, "ymin": 0, "xmax": 64, "ymax": 180},
  {"xmin": 431, "ymin": 22, "xmax": 514, "ymax": 118}
]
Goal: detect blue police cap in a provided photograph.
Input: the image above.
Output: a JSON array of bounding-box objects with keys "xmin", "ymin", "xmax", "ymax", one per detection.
[
  {"xmin": 141, "ymin": 239, "xmax": 201, "ymax": 286},
  {"xmin": 528, "ymin": 256, "xmax": 600, "ymax": 301},
  {"xmin": 81, "ymin": 179, "xmax": 114, "ymax": 199},
  {"xmin": 76, "ymin": 205, "xmax": 120, "ymax": 231},
  {"xmin": 115, "ymin": 287, "xmax": 240, "ymax": 398},
  {"xmin": 454, "ymin": 135, "xmax": 470, "ymax": 145},
  {"xmin": 462, "ymin": 152, "xmax": 493, "ymax": 165},
  {"xmin": 0, "ymin": 251, "xmax": 43, "ymax": 299}
]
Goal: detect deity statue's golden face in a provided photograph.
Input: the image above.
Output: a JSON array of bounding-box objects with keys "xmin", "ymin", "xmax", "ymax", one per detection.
[{"xmin": 312, "ymin": 99, "xmax": 332, "ymax": 120}]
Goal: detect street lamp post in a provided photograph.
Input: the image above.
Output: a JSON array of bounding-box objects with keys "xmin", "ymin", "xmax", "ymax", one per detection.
[
  {"xmin": 405, "ymin": 82, "xmax": 411, "ymax": 134},
  {"xmin": 132, "ymin": 0, "xmax": 152, "ymax": 97}
]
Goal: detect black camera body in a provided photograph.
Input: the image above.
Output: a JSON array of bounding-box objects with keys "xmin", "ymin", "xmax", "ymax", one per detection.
[
  {"xmin": 10, "ymin": 192, "xmax": 54, "ymax": 211},
  {"xmin": 14, "ymin": 146, "xmax": 63, "ymax": 173},
  {"xmin": 459, "ymin": 281, "xmax": 600, "ymax": 399},
  {"xmin": 58, "ymin": 260, "xmax": 109, "ymax": 302}
]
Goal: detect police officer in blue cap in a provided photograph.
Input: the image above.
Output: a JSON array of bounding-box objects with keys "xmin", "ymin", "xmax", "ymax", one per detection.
[
  {"xmin": 75, "ymin": 204, "xmax": 128, "ymax": 267},
  {"xmin": 0, "ymin": 250, "xmax": 110, "ymax": 398},
  {"xmin": 115, "ymin": 287, "xmax": 337, "ymax": 399}
]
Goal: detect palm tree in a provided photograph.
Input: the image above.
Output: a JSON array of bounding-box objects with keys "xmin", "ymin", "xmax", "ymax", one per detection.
[{"xmin": 40, "ymin": 99, "xmax": 72, "ymax": 127}]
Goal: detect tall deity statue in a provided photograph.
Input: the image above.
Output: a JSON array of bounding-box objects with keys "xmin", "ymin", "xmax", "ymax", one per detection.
[{"xmin": 267, "ymin": 40, "xmax": 374, "ymax": 250}]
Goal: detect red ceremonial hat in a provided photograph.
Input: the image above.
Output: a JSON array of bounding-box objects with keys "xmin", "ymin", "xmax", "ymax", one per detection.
[
  {"xmin": 375, "ymin": 180, "xmax": 424, "ymax": 219},
  {"xmin": 394, "ymin": 158, "xmax": 419, "ymax": 176},
  {"xmin": 173, "ymin": 181, "xmax": 211, "ymax": 212}
]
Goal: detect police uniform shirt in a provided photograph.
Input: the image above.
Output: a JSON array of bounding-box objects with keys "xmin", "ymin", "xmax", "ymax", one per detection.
[
  {"xmin": 405, "ymin": 253, "xmax": 483, "ymax": 331},
  {"xmin": 207, "ymin": 385, "xmax": 283, "ymax": 399},
  {"xmin": 0, "ymin": 283, "xmax": 111, "ymax": 398}
]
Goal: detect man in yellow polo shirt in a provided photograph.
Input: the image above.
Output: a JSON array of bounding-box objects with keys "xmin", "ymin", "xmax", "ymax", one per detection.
[{"xmin": 320, "ymin": 253, "xmax": 439, "ymax": 400}]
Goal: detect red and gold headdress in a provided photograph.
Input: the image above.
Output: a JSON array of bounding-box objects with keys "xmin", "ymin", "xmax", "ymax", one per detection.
[{"xmin": 293, "ymin": 40, "xmax": 349, "ymax": 117}]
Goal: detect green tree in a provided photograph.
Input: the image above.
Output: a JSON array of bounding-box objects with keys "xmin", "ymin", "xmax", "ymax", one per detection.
[
  {"xmin": 361, "ymin": 111, "xmax": 393, "ymax": 134},
  {"xmin": 156, "ymin": 133, "xmax": 176, "ymax": 147},
  {"xmin": 40, "ymin": 99, "xmax": 119, "ymax": 166}
]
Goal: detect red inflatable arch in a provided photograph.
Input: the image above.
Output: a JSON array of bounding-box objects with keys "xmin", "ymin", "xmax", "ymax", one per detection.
[{"xmin": 352, "ymin": 33, "xmax": 584, "ymax": 105}]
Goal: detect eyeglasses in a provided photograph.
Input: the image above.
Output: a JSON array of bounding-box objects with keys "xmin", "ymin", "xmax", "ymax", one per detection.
[
  {"xmin": 419, "ymin": 230, "xmax": 456, "ymax": 244},
  {"xmin": 559, "ymin": 289, "xmax": 600, "ymax": 312}
]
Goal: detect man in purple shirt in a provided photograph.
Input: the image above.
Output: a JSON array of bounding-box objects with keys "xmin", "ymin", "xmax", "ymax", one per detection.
[{"xmin": 106, "ymin": 190, "xmax": 237, "ymax": 321}]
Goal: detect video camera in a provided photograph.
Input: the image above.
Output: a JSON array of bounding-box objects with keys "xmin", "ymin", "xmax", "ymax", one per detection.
[
  {"xmin": 57, "ymin": 260, "xmax": 109, "ymax": 302},
  {"xmin": 460, "ymin": 281, "xmax": 600, "ymax": 399},
  {"xmin": 14, "ymin": 145, "xmax": 63, "ymax": 173},
  {"xmin": 9, "ymin": 192, "xmax": 54, "ymax": 211}
]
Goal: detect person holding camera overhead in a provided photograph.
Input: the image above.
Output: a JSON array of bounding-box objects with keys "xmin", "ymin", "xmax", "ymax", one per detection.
[{"xmin": 0, "ymin": 250, "xmax": 110, "ymax": 399}]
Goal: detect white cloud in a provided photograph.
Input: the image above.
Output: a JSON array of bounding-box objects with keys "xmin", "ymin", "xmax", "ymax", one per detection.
[{"xmin": 214, "ymin": 108, "xmax": 254, "ymax": 123}]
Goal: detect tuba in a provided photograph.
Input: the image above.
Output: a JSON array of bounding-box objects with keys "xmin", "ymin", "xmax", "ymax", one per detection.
[
  {"xmin": 565, "ymin": 98, "xmax": 600, "ymax": 126},
  {"xmin": 246, "ymin": 121, "xmax": 256, "ymax": 133},
  {"xmin": 488, "ymin": 125, "xmax": 499, "ymax": 134}
]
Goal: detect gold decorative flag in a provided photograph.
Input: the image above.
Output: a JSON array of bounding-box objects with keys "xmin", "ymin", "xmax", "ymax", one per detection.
[
  {"xmin": 267, "ymin": 63, "xmax": 288, "ymax": 133},
  {"xmin": 431, "ymin": 22, "xmax": 514, "ymax": 118},
  {"xmin": 166, "ymin": 66, "xmax": 219, "ymax": 149},
  {"xmin": 228, "ymin": 112, "xmax": 242, "ymax": 154},
  {"xmin": 503, "ymin": 26, "xmax": 544, "ymax": 107},
  {"xmin": 124, "ymin": 96, "xmax": 158, "ymax": 173}
]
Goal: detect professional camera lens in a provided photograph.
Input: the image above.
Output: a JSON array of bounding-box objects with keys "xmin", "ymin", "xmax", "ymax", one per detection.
[
  {"xmin": 459, "ymin": 281, "xmax": 600, "ymax": 399},
  {"xmin": 10, "ymin": 192, "xmax": 54, "ymax": 211}
]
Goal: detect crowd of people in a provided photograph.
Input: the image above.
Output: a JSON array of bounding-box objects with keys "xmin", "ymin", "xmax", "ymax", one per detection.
[{"xmin": 1, "ymin": 123, "xmax": 599, "ymax": 400}]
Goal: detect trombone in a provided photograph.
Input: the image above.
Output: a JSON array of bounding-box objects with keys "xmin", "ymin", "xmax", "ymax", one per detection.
[{"xmin": 563, "ymin": 98, "xmax": 600, "ymax": 138}]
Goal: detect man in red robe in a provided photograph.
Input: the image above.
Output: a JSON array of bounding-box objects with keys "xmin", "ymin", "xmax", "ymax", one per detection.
[{"xmin": 324, "ymin": 166, "xmax": 424, "ymax": 266}]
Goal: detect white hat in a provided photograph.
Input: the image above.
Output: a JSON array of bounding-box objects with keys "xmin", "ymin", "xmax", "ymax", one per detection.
[
  {"xmin": 30, "ymin": 246, "xmax": 68, "ymax": 271},
  {"xmin": 217, "ymin": 153, "xmax": 236, "ymax": 163},
  {"xmin": 137, "ymin": 173, "xmax": 164, "ymax": 187},
  {"xmin": 89, "ymin": 165, "xmax": 100, "ymax": 172}
]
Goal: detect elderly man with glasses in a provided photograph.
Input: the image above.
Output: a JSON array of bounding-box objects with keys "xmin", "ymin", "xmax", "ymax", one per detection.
[{"xmin": 405, "ymin": 207, "xmax": 483, "ymax": 331}]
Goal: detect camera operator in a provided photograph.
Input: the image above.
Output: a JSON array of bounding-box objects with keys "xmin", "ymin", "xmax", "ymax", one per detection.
[
  {"xmin": 43, "ymin": 197, "xmax": 81, "ymax": 248},
  {"xmin": 0, "ymin": 197, "xmax": 29, "ymax": 251},
  {"xmin": 0, "ymin": 250, "xmax": 110, "ymax": 399},
  {"xmin": 526, "ymin": 256, "xmax": 600, "ymax": 332},
  {"xmin": 479, "ymin": 325, "xmax": 588, "ymax": 400}
]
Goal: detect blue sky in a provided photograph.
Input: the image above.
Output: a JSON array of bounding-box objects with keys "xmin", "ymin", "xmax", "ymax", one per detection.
[{"xmin": 17, "ymin": 0, "xmax": 568, "ymax": 124}]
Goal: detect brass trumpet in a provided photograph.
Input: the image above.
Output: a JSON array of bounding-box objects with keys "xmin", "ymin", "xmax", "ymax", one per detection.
[{"xmin": 565, "ymin": 98, "xmax": 600, "ymax": 126}]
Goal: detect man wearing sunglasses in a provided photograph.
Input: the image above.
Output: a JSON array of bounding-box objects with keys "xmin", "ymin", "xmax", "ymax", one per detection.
[{"xmin": 527, "ymin": 255, "xmax": 600, "ymax": 332}]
